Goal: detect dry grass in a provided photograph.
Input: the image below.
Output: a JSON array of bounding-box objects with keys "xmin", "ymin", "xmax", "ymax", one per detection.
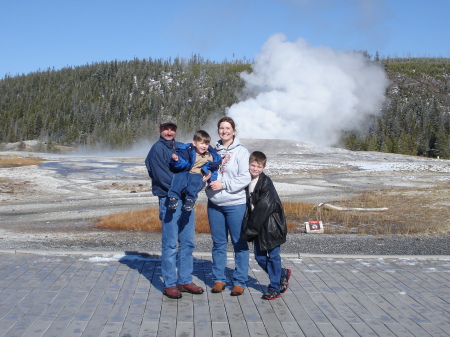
[
  {"xmin": 288, "ymin": 183, "xmax": 450, "ymax": 235},
  {"xmin": 97, "ymin": 203, "xmax": 298, "ymax": 233},
  {"xmin": 96, "ymin": 182, "xmax": 450, "ymax": 235},
  {"xmin": 97, "ymin": 207, "xmax": 162, "ymax": 231},
  {"xmin": 0, "ymin": 154, "xmax": 44, "ymax": 168}
]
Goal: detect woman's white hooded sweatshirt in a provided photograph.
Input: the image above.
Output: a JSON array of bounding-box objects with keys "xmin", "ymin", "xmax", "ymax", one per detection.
[{"xmin": 205, "ymin": 137, "xmax": 251, "ymax": 206}]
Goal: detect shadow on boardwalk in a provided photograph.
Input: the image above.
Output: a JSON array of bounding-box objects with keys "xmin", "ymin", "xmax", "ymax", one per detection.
[
  {"xmin": 0, "ymin": 251, "xmax": 449, "ymax": 336},
  {"xmin": 118, "ymin": 251, "xmax": 260, "ymax": 295}
]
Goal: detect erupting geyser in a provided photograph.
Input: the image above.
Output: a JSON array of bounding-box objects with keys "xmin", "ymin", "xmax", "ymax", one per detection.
[{"xmin": 227, "ymin": 34, "xmax": 389, "ymax": 146}]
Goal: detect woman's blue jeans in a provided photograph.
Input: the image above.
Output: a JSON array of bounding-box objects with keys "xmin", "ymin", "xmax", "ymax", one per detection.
[
  {"xmin": 160, "ymin": 196, "xmax": 195, "ymax": 288},
  {"xmin": 207, "ymin": 201, "xmax": 249, "ymax": 287},
  {"xmin": 253, "ymin": 236, "xmax": 282, "ymax": 292}
]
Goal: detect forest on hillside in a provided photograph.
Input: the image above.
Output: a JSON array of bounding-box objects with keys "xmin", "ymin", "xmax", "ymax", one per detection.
[
  {"xmin": 1, "ymin": 55, "xmax": 449, "ymax": 158},
  {"xmin": 343, "ymin": 57, "xmax": 450, "ymax": 158}
]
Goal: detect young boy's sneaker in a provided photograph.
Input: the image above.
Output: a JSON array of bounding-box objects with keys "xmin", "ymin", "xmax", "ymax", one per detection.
[
  {"xmin": 280, "ymin": 268, "xmax": 292, "ymax": 293},
  {"xmin": 183, "ymin": 199, "xmax": 195, "ymax": 211},
  {"xmin": 168, "ymin": 197, "xmax": 178, "ymax": 210},
  {"xmin": 263, "ymin": 289, "xmax": 281, "ymax": 300}
]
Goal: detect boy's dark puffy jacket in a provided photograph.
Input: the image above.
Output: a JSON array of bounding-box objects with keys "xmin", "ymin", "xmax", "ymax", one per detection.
[
  {"xmin": 169, "ymin": 143, "xmax": 222, "ymax": 181},
  {"xmin": 241, "ymin": 172, "xmax": 287, "ymax": 251}
]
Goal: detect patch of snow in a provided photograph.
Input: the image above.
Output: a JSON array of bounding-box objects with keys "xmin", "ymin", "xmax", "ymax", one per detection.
[{"xmin": 346, "ymin": 161, "xmax": 450, "ymax": 173}]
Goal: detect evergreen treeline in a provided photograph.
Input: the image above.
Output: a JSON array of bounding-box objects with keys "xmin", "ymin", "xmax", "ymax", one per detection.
[
  {"xmin": 1, "ymin": 56, "xmax": 449, "ymax": 158},
  {"xmin": 0, "ymin": 55, "xmax": 250, "ymax": 149},
  {"xmin": 342, "ymin": 57, "xmax": 450, "ymax": 158}
]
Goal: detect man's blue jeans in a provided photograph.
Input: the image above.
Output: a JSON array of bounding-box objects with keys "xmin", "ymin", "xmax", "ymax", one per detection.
[
  {"xmin": 159, "ymin": 196, "xmax": 195, "ymax": 288},
  {"xmin": 207, "ymin": 201, "xmax": 249, "ymax": 287},
  {"xmin": 253, "ymin": 236, "xmax": 282, "ymax": 292}
]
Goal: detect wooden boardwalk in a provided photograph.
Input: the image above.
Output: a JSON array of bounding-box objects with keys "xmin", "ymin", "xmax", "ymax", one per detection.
[{"xmin": 0, "ymin": 251, "xmax": 449, "ymax": 336}]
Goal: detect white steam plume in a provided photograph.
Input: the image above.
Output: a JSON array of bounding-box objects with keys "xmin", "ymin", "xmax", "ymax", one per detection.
[{"xmin": 227, "ymin": 34, "xmax": 389, "ymax": 146}]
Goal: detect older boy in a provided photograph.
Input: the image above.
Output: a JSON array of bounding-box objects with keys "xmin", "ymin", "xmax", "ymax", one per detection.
[
  {"xmin": 168, "ymin": 130, "xmax": 222, "ymax": 211},
  {"xmin": 241, "ymin": 151, "xmax": 291, "ymax": 300}
]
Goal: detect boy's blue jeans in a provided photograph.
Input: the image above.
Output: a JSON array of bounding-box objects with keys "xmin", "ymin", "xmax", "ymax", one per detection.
[
  {"xmin": 159, "ymin": 196, "xmax": 195, "ymax": 288},
  {"xmin": 168, "ymin": 171, "xmax": 205, "ymax": 201},
  {"xmin": 253, "ymin": 236, "xmax": 283, "ymax": 292},
  {"xmin": 207, "ymin": 201, "xmax": 249, "ymax": 287}
]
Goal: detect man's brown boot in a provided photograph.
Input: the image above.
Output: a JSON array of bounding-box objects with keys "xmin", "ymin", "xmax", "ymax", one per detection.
[
  {"xmin": 211, "ymin": 281, "xmax": 226, "ymax": 293},
  {"xmin": 163, "ymin": 286, "xmax": 182, "ymax": 299},
  {"xmin": 177, "ymin": 283, "xmax": 204, "ymax": 294},
  {"xmin": 230, "ymin": 285, "xmax": 245, "ymax": 296}
]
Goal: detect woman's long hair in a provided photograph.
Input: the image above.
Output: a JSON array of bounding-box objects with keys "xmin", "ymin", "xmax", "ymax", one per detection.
[{"xmin": 217, "ymin": 117, "xmax": 236, "ymax": 130}]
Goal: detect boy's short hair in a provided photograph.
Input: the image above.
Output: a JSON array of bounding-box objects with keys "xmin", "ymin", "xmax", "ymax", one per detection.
[
  {"xmin": 193, "ymin": 130, "xmax": 211, "ymax": 144},
  {"xmin": 249, "ymin": 151, "xmax": 267, "ymax": 167}
]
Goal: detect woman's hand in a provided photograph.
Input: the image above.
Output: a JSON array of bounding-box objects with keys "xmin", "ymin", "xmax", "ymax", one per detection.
[{"xmin": 209, "ymin": 180, "xmax": 223, "ymax": 191}]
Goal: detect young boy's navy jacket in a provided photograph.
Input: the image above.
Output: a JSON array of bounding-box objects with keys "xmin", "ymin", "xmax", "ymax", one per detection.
[
  {"xmin": 169, "ymin": 143, "xmax": 222, "ymax": 181},
  {"xmin": 241, "ymin": 172, "xmax": 287, "ymax": 251}
]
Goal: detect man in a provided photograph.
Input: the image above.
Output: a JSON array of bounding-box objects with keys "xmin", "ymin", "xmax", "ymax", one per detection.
[{"xmin": 145, "ymin": 122, "xmax": 204, "ymax": 299}]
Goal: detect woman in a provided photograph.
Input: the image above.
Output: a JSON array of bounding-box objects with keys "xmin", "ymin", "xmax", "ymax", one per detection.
[{"xmin": 206, "ymin": 117, "xmax": 251, "ymax": 296}]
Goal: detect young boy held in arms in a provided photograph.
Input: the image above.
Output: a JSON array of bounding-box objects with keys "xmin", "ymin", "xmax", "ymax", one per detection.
[
  {"xmin": 241, "ymin": 151, "xmax": 291, "ymax": 300},
  {"xmin": 168, "ymin": 130, "xmax": 222, "ymax": 211}
]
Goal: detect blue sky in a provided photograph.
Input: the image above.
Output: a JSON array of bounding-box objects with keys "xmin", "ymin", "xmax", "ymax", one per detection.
[{"xmin": 1, "ymin": 0, "xmax": 449, "ymax": 78}]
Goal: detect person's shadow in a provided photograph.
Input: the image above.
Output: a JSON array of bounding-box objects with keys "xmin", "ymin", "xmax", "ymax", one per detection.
[{"xmin": 118, "ymin": 251, "xmax": 260, "ymax": 294}]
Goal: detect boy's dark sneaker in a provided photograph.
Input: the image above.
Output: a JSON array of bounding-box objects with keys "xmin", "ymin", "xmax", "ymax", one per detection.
[
  {"xmin": 168, "ymin": 197, "xmax": 178, "ymax": 210},
  {"xmin": 263, "ymin": 289, "xmax": 281, "ymax": 300},
  {"xmin": 183, "ymin": 199, "xmax": 195, "ymax": 211},
  {"xmin": 280, "ymin": 268, "xmax": 292, "ymax": 293}
]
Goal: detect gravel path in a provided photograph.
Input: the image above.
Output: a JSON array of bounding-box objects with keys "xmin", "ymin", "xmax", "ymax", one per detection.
[{"xmin": 1, "ymin": 228, "xmax": 448, "ymax": 256}]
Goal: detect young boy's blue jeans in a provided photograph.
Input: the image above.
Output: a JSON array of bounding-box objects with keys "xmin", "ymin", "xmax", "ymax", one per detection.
[
  {"xmin": 253, "ymin": 236, "xmax": 283, "ymax": 292},
  {"xmin": 159, "ymin": 196, "xmax": 195, "ymax": 288},
  {"xmin": 207, "ymin": 201, "xmax": 249, "ymax": 287},
  {"xmin": 169, "ymin": 171, "xmax": 205, "ymax": 201}
]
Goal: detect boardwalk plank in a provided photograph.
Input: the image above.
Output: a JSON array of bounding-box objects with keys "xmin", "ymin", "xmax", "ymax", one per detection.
[
  {"xmin": 212, "ymin": 322, "xmax": 231, "ymax": 336},
  {"xmin": 384, "ymin": 322, "xmax": 429, "ymax": 337},
  {"xmin": 1, "ymin": 253, "xmax": 450, "ymax": 337},
  {"xmin": 246, "ymin": 322, "xmax": 268, "ymax": 336},
  {"xmin": 417, "ymin": 323, "xmax": 450, "ymax": 337},
  {"xmin": 208, "ymin": 291, "xmax": 228, "ymax": 322},
  {"xmin": 120, "ymin": 319, "xmax": 142, "ymax": 337},
  {"xmin": 22, "ymin": 319, "xmax": 52, "ymax": 337},
  {"xmin": 177, "ymin": 295, "xmax": 194, "ymax": 322},
  {"xmin": 193, "ymin": 322, "xmax": 213, "ymax": 337},
  {"xmin": 281, "ymin": 321, "xmax": 306, "ymax": 337},
  {"xmin": 281, "ymin": 290, "xmax": 324, "ymax": 337},
  {"xmin": 316, "ymin": 322, "xmax": 343, "ymax": 336},
  {"xmin": 351, "ymin": 291, "xmax": 396, "ymax": 323},
  {"xmin": 320, "ymin": 292, "xmax": 363, "ymax": 324},
  {"xmin": 138, "ymin": 321, "xmax": 159, "ymax": 337},
  {"xmin": 60, "ymin": 320, "xmax": 89, "ymax": 337},
  {"xmin": 99, "ymin": 322, "xmax": 122, "ymax": 337},
  {"xmin": 335, "ymin": 291, "xmax": 377, "ymax": 321},
  {"xmin": 176, "ymin": 321, "xmax": 194, "ymax": 337},
  {"xmin": 349, "ymin": 323, "xmax": 378, "ymax": 336},
  {"xmin": 250, "ymin": 293, "xmax": 285, "ymax": 336},
  {"xmin": 292, "ymin": 290, "xmax": 330, "ymax": 324}
]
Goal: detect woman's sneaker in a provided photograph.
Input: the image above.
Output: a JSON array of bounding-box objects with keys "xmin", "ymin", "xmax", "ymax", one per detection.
[
  {"xmin": 280, "ymin": 268, "xmax": 292, "ymax": 293},
  {"xmin": 168, "ymin": 197, "xmax": 178, "ymax": 210},
  {"xmin": 263, "ymin": 289, "xmax": 281, "ymax": 300}
]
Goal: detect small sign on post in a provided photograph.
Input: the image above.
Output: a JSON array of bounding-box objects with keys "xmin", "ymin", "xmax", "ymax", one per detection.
[{"xmin": 305, "ymin": 221, "xmax": 324, "ymax": 234}]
